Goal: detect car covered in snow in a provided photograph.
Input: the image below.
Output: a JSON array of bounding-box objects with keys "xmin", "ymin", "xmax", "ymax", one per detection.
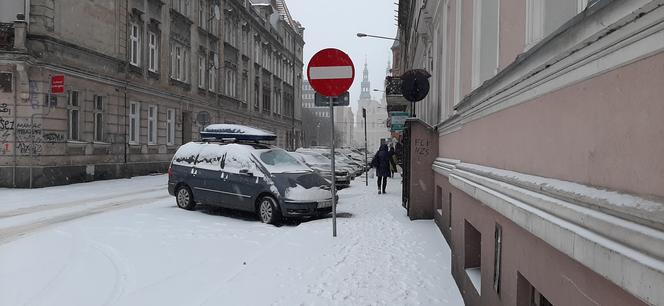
[
  {"xmin": 290, "ymin": 151, "xmax": 351, "ymax": 189},
  {"xmin": 168, "ymin": 124, "xmax": 335, "ymax": 225}
]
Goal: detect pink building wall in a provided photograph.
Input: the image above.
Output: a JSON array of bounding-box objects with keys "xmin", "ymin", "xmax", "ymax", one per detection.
[{"xmin": 439, "ymin": 52, "xmax": 664, "ymax": 199}]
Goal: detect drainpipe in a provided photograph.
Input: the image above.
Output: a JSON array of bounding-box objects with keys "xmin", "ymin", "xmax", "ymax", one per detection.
[{"xmin": 123, "ymin": 1, "xmax": 129, "ymax": 176}]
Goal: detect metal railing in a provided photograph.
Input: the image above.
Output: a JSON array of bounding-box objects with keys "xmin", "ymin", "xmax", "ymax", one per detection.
[{"xmin": 385, "ymin": 76, "xmax": 402, "ymax": 96}]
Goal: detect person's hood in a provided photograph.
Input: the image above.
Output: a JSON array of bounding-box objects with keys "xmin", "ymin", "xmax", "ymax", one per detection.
[{"xmin": 379, "ymin": 144, "xmax": 388, "ymax": 152}]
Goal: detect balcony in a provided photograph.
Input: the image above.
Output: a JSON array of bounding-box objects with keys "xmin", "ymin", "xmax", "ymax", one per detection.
[{"xmin": 385, "ymin": 76, "xmax": 409, "ymax": 113}]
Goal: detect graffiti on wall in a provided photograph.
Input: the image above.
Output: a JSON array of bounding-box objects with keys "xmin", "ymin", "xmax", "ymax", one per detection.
[
  {"xmin": 414, "ymin": 138, "xmax": 432, "ymax": 162},
  {"xmin": 0, "ymin": 114, "xmax": 64, "ymax": 156},
  {"xmin": 0, "ymin": 103, "xmax": 9, "ymax": 115}
]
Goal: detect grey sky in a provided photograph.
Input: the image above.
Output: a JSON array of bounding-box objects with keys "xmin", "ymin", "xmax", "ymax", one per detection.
[{"xmin": 285, "ymin": 0, "xmax": 397, "ymax": 113}]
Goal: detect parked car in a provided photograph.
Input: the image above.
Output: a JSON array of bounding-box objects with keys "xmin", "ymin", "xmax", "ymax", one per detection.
[
  {"xmin": 168, "ymin": 124, "xmax": 335, "ymax": 225},
  {"xmin": 296, "ymin": 148, "xmax": 358, "ymax": 180},
  {"xmin": 291, "ymin": 151, "xmax": 351, "ymax": 189}
]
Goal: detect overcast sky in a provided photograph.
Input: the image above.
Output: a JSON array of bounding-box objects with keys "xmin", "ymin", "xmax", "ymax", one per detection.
[{"xmin": 285, "ymin": 0, "xmax": 397, "ymax": 113}]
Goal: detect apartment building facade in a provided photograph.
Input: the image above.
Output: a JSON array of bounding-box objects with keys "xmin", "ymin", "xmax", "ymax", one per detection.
[
  {"xmin": 0, "ymin": 0, "xmax": 305, "ymax": 188},
  {"xmin": 395, "ymin": 0, "xmax": 664, "ymax": 305}
]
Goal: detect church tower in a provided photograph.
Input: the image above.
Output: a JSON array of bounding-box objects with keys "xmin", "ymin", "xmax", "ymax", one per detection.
[{"xmin": 359, "ymin": 59, "xmax": 371, "ymax": 100}]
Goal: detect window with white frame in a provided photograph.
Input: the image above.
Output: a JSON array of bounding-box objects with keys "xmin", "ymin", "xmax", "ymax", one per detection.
[
  {"xmin": 199, "ymin": 0, "xmax": 207, "ymax": 30},
  {"xmin": 198, "ymin": 54, "xmax": 206, "ymax": 89},
  {"xmin": 208, "ymin": 52, "xmax": 217, "ymax": 92},
  {"xmin": 472, "ymin": 0, "xmax": 500, "ymax": 89},
  {"xmin": 148, "ymin": 32, "xmax": 158, "ymax": 72},
  {"xmin": 67, "ymin": 90, "xmax": 80, "ymax": 141},
  {"xmin": 130, "ymin": 23, "xmax": 141, "ymax": 66},
  {"xmin": 148, "ymin": 105, "xmax": 157, "ymax": 144},
  {"xmin": 170, "ymin": 43, "xmax": 189, "ymax": 82},
  {"xmin": 526, "ymin": 0, "xmax": 585, "ymax": 48},
  {"xmin": 167, "ymin": 108, "xmax": 176, "ymax": 145},
  {"xmin": 129, "ymin": 101, "xmax": 140, "ymax": 144},
  {"xmin": 93, "ymin": 95, "xmax": 104, "ymax": 142}
]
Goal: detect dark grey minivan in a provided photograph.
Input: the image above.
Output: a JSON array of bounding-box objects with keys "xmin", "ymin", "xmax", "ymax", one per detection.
[{"xmin": 167, "ymin": 125, "xmax": 335, "ymax": 225}]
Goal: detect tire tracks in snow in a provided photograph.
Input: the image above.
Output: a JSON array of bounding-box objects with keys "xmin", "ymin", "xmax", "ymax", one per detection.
[
  {"xmin": 0, "ymin": 186, "xmax": 165, "ymax": 219},
  {"xmin": 0, "ymin": 192, "xmax": 169, "ymax": 245}
]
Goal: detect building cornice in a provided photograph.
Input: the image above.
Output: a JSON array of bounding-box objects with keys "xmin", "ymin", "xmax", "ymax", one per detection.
[{"xmin": 433, "ymin": 160, "xmax": 664, "ymax": 305}]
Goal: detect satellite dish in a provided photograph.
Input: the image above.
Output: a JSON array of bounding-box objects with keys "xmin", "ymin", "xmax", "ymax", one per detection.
[{"xmin": 214, "ymin": 5, "xmax": 221, "ymax": 21}]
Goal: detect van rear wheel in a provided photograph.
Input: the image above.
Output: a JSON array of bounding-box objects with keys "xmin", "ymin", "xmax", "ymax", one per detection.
[
  {"xmin": 176, "ymin": 186, "xmax": 196, "ymax": 211},
  {"xmin": 258, "ymin": 196, "xmax": 281, "ymax": 225}
]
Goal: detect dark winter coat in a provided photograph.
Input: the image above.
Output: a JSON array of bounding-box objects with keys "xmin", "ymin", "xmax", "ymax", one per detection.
[{"xmin": 371, "ymin": 144, "xmax": 392, "ymax": 177}]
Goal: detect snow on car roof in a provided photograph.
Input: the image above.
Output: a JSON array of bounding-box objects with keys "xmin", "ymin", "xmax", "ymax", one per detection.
[{"xmin": 201, "ymin": 124, "xmax": 277, "ymax": 141}]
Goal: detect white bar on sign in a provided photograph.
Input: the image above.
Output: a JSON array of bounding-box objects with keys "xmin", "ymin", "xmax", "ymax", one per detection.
[{"xmin": 309, "ymin": 66, "xmax": 353, "ymax": 80}]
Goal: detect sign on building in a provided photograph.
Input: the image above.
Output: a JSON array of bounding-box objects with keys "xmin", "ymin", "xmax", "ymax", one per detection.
[
  {"xmin": 50, "ymin": 75, "xmax": 65, "ymax": 94},
  {"xmin": 390, "ymin": 112, "xmax": 410, "ymax": 131}
]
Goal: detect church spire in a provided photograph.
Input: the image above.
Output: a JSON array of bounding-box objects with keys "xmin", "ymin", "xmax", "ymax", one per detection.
[{"xmin": 360, "ymin": 57, "xmax": 371, "ymax": 100}]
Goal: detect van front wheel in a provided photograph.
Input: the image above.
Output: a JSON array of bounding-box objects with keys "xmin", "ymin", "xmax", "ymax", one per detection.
[
  {"xmin": 176, "ymin": 186, "xmax": 196, "ymax": 211},
  {"xmin": 258, "ymin": 196, "xmax": 281, "ymax": 225}
]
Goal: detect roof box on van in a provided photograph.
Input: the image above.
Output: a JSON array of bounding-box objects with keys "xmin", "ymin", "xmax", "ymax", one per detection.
[{"xmin": 200, "ymin": 124, "xmax": 277, "ymax": 141}]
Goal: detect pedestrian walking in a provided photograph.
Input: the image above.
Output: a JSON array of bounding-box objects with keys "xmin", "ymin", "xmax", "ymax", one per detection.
[
  {"xmin": 371, "ymin": 144, "xmax": 392, "ymax": 194},
  {"xmin": 388, "ymin": 145, "xmax": 398, "ymax": 177}
]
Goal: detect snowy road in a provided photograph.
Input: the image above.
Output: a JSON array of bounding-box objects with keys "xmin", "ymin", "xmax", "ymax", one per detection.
[{"xmin": 0, "ymin": 175, "xmax": 463, "ymax": 306}]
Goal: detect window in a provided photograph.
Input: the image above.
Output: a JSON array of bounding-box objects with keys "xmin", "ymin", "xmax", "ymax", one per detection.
[
  {"xmin": 198, "ymin": 54, "xmax": 206, "ymax": 89},
  {"xmin": 493, "ymin": 224, "xmax": 503, "ymax": 295},
  {"xmin": 130, "ymin": 23, "xmax": 141, "ymax": 66},
  {"xmin": 67, "ymin": 90, "xmax": 80, "ymax": 141},
  {"xmin": 472, "ymin": 0, "xmax": 500, "ymax": 88},
  {"xmin": 167, "ymin": 108, "xmax": 176, "ymax": 145},
  {"xmin": 242, "ymin": 73, "xmax": 248, "ymax": 102},
  {"xmin": 93, "ymin": 95, "xmax": 104, "ymax": 142},
  {"xmin": 517, "ymin": 273, "xmax": 553, "ymax": 306},
  {"xmin": 225, "ymin": 69, "xmax": 236, "ymax": 97},
  {"xmin": 171, "ymin": 43, "xmax": 189, "ymax": 82},
  {"xmin": 464, "ymin": 220, "xmax": 482, "ymax": 294},
  {"xmin": 436, "ymin": 186, "xmax": 443, "ymax": 216},
  {"xmin": 526, "ymin": 0, "xmax": 583, "ymax": 48},
  {"xmin": 148, "ymin": 105, "xmax": 157, "ymax": 144},
  {"xmin": 254, "ymin": 78, "xmax": 260, "ymax": 109},
  {"xmin": 209, "ymin": 53, "xmax": 217, "ymax": 92},
  {"xmin": 173, "ymin": 0, "xmax": 190, "ymax": 17},
  {"xmin": 199, "ymin": 0, "xmax": 206, "ymax": 30},
  {"xmin": 129, "ymin": 101, "xmax": 140, "ymax": 144},
  {"xmin": 148, "ymin": 32, "xmax": 158, "ymax": 72}
]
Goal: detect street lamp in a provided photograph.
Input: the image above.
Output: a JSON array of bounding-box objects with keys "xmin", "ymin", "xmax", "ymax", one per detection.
[{"xmin": 356, "ymin": 33, "xmax": 398, "ymax": 41}]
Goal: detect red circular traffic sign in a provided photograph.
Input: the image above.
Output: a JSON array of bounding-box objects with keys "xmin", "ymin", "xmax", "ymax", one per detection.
[{"xmin": 307, "ymin": 48, "xmax": 355, "ymax": 97}]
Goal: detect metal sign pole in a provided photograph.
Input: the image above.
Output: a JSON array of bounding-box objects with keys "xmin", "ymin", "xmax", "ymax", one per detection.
[
  {"xmin": 363, "ymin": 108, "xmax": 368, "ymax": 186},
  {"xmin": 329, "ymin": 96, "xmax": 337, "ymax": 237}
]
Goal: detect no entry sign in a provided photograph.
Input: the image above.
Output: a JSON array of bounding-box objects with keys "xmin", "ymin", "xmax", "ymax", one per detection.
[{"xmin": 307, "ymin": 48, "xmax": 355, "ymax": 97}]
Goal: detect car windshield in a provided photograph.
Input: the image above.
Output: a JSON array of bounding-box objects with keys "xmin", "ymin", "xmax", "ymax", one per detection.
[
  {"xmin": 254, "ymin": 149, "xmax": 311, "ymax": 174},
  {"xmin": 300, "ymin": 152, "xmax": 331, "ymax": 165}
]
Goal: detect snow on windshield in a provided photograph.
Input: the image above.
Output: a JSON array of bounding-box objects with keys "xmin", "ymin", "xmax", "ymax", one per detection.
[
  {"xmin": 254, "ymin": 149, "xmax": 311, "ymax": 174},
  {"xmin": 301, "ymin": 152, "xmax": 330, "ymax": 165},
  {"xmin": 204, "ymin": 124, "xmax": 275, "ymax": 137},
  {"xmin": 284, "ymin": 184, "xmax": 333, "ymax": 201}
]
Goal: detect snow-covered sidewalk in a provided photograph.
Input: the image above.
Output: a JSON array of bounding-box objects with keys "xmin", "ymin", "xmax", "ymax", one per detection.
[{"xmin": 0, "ymin": 175, "xmax": 463, "ymax": 306}]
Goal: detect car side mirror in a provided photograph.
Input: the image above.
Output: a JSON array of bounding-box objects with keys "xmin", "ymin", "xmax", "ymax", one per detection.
[{"xmin": 239, "ymin": 169, "xmax": 253, "ymax": 176}]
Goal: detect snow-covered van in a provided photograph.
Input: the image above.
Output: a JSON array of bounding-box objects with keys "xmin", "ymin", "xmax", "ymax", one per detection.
[{"xmin": 168, "ymin": 124, "xmax": 335, "ymax": 225}]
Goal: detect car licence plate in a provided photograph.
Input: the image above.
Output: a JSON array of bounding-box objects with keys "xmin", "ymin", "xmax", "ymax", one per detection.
[{"xmin": 317, "ymin": 200, "xmax": 332, "ymax": 208}]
